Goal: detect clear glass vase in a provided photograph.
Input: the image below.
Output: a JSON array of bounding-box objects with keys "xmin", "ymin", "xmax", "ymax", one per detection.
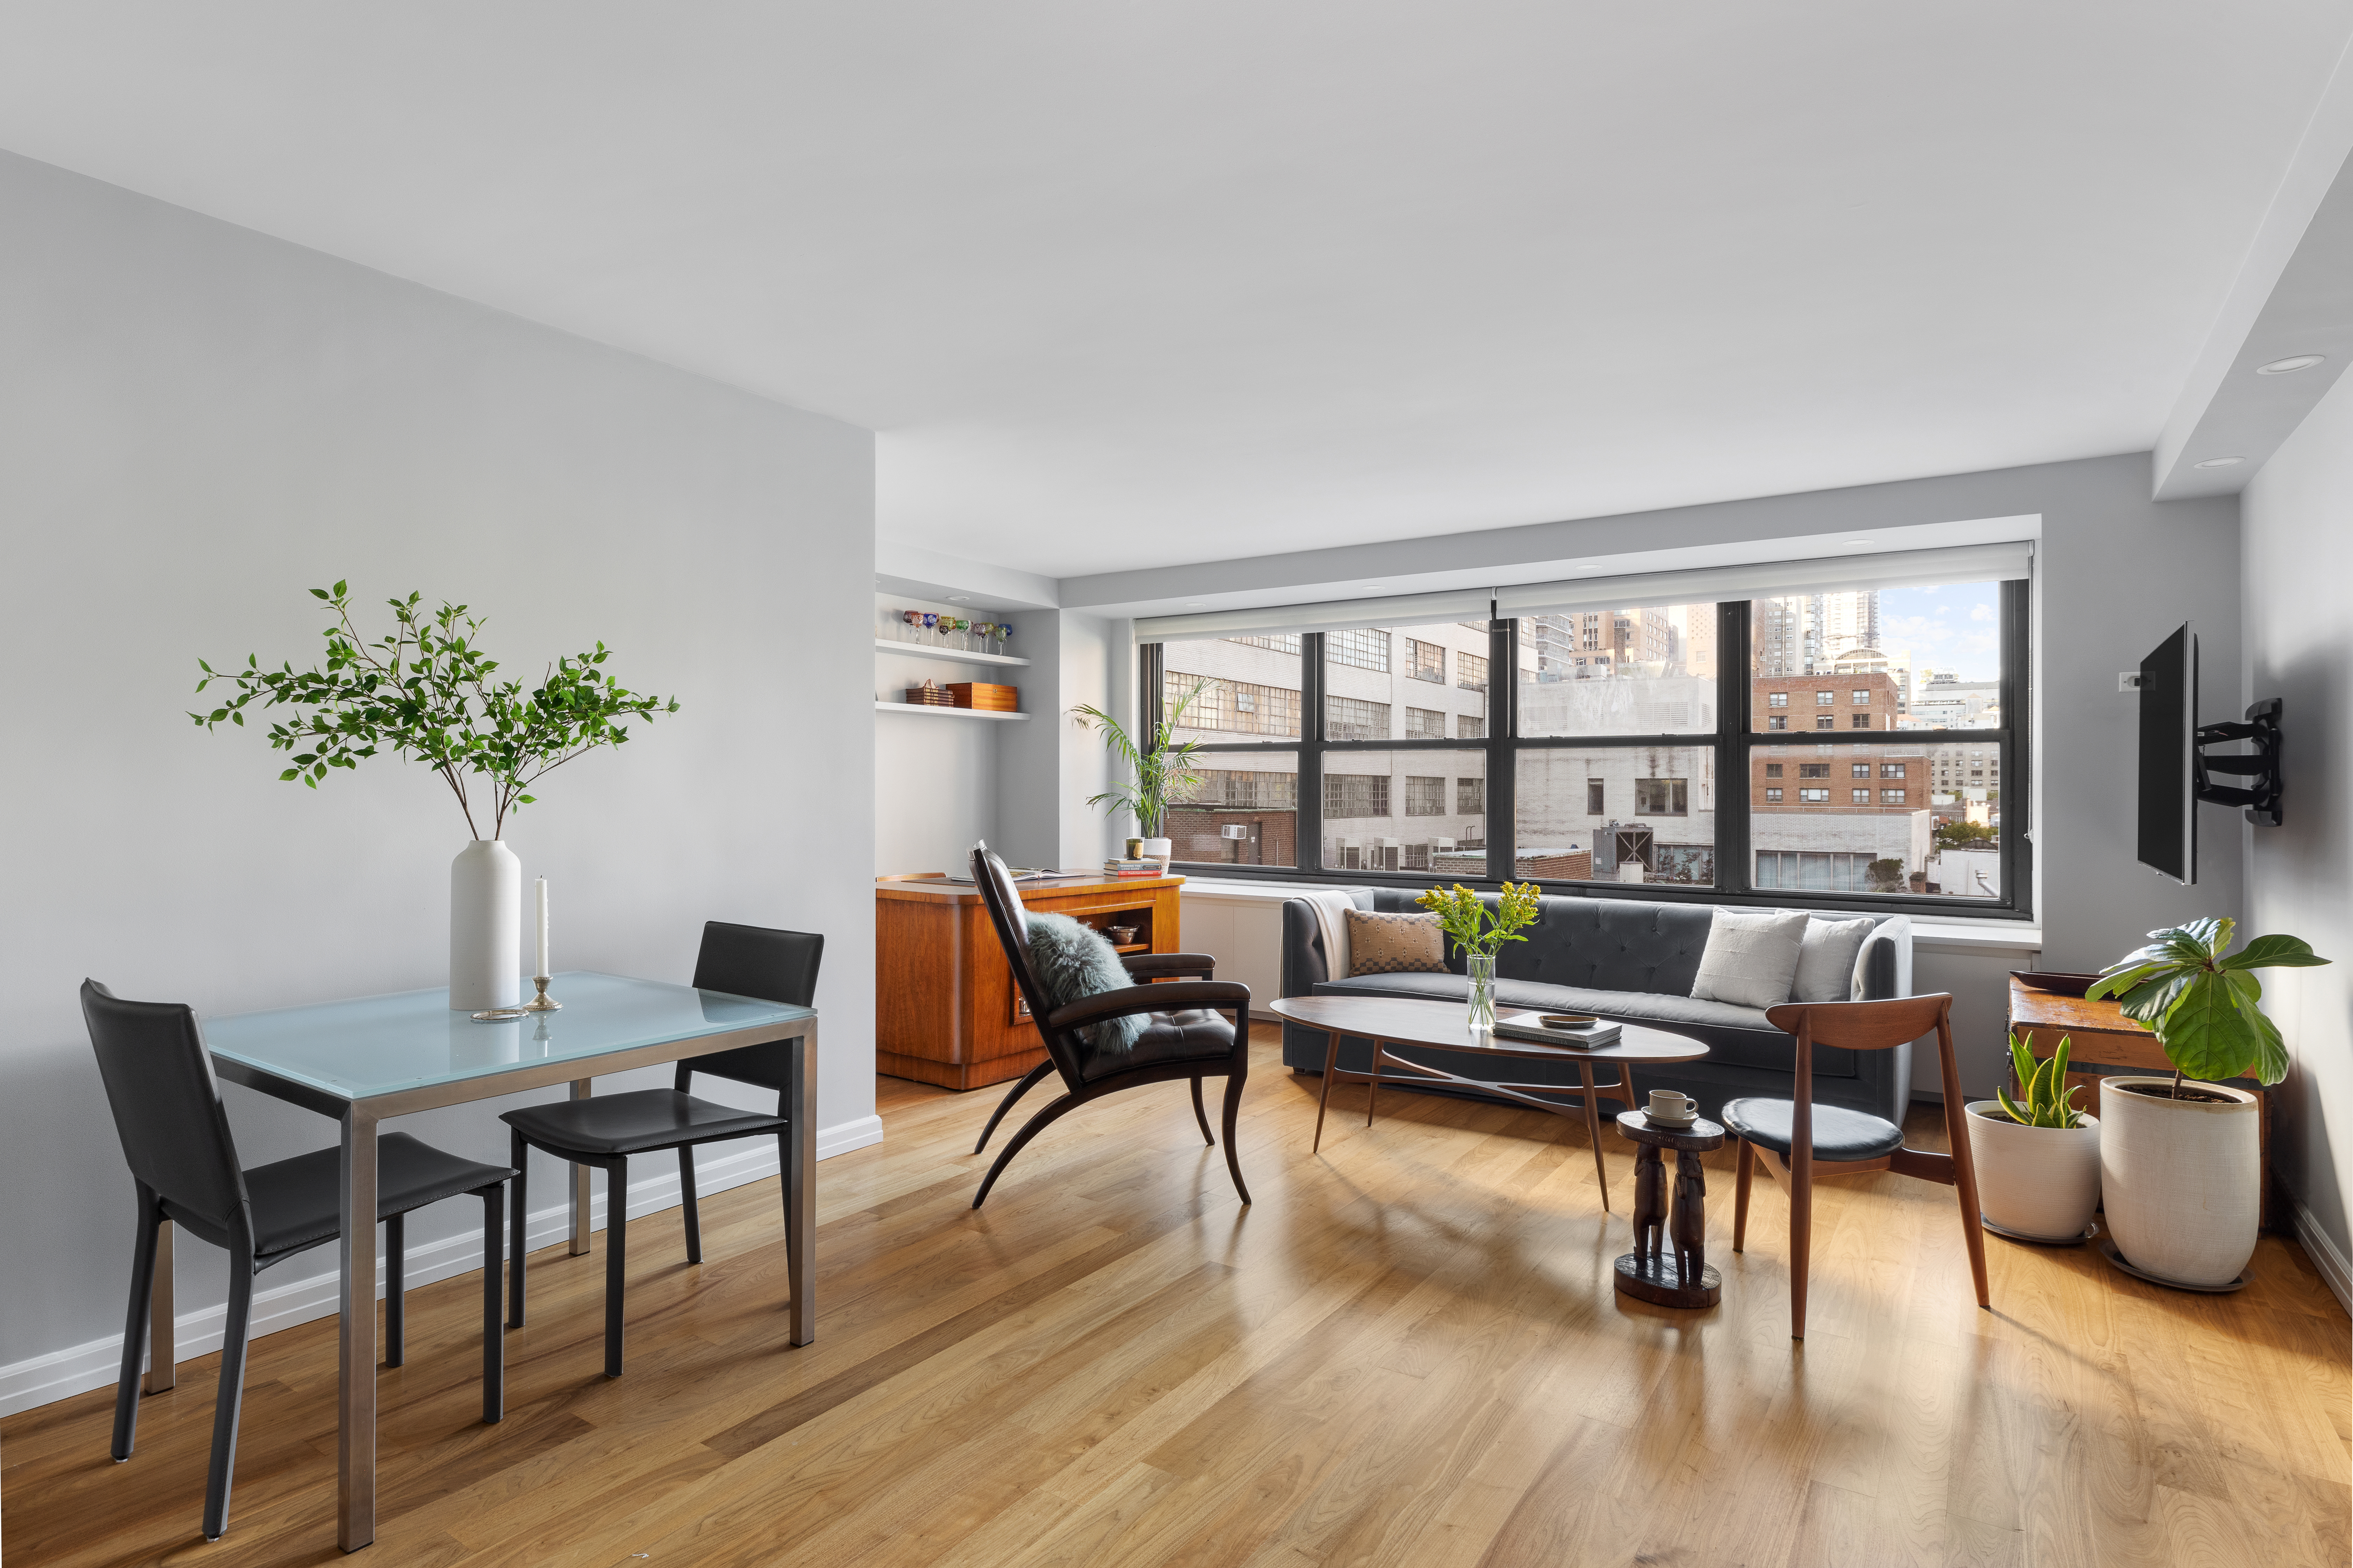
[{"xmin": 1465, "ymin": 952, "xmax": 1497, "ymax": 1033}]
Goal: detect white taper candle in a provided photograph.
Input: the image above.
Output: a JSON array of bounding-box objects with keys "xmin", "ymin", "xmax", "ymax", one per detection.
[{"xmin": 534, "ymin": 877, "xmax": 550, "ymax": 978}]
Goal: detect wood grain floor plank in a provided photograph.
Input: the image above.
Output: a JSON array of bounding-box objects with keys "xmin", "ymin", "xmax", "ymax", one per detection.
[{"xmin": 5, "ymin": 1047, "xmax": 2343, "ymax": 1568}]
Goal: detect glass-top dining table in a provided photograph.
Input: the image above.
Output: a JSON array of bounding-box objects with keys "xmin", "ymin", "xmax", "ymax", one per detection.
[{"xmin": 185, "ymin": 971, "xmax": 819, "ymax": 1552}]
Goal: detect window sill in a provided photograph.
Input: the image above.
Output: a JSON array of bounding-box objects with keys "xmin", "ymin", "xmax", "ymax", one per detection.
[{"xmin": 1178, "ymin": 877, "xmax": 2042, "ymax": 950}]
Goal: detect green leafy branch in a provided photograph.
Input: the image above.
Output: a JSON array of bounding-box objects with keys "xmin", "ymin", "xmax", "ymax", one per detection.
[
  {"xmin": 1414, "ymin": 881, "xmax": 1542, "ymax": 959},
  {"xmin": 192, "ymin": 581, "xmax": 678, "ymax": 840},
  {"xmin": 2086, "ymin": 916, "xmax": 2329, "ymax": 1091},
  {"xmin": 1072, "ymin": 680, "xmax": 1211, "ymax": 838}
]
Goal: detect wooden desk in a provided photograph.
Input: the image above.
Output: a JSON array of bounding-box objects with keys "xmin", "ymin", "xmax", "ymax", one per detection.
[
  {"xmin": 2006, "ymin": 976, "xmax": 2274, "ymax": 1226},
  {"xmin": 876, "ymin": 872, "xmax": 1184, "ymax": 1091}
]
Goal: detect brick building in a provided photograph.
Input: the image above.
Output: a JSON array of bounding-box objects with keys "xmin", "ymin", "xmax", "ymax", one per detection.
[{"xmin": 1751, "ymin": 670, "xmax": 1901, "ymax": 733}]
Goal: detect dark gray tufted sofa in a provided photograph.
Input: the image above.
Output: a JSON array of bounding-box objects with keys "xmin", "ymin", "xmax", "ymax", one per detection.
[{"xmin": 1279, "ymin": 889, "xmax": 1914, "ymax": 1122}]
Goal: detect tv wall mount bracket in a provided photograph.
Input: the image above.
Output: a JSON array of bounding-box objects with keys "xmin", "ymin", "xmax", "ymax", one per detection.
[{"xmin": 2194, "ymin": 698, "xmax": 2283, "ymax": 827}]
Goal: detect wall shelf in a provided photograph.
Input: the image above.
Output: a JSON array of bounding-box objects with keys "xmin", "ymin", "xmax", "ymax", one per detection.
[
  {"xmin": 874, "ymin": 701, "xmax": 1031, "ymax": 721},
  {"xmin": 873, "ymin": 638, "xmax": 1031, "ymax": 668}
]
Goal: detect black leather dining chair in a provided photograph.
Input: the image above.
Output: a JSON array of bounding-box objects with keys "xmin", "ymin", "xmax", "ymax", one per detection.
[
  {"xmin": 500, "ymin": 921, "xmax": 821, "ymax": 1377},
  {"xmin": 966, "ymin": 843, "xmax": 1253, "ymax": 1208},
  {"xmin": 83, "ymin": 980, "xmax": 514, "ymax": 1543}
]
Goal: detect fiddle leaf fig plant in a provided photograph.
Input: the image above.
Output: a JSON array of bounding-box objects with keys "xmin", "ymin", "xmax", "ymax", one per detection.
[
  {"xmin": 2087, "ymin": 917, "xmax": 2329, "ymax": 1093},
  {"xmin": 192, "ymin": 581, "xmax": 678, "ymax": 840}
]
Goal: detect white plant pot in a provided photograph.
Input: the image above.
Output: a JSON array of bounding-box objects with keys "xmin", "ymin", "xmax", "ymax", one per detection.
[
  {"xmin": 2099, "ymin": 1075, "xmax": 2261, "ymax": 1288},
  {"xmin": 449, "ymin": 839, "xmax": 522, "ymax": 1011},
  {"xmin": 1140, "ymin": 836, "xmax": 1173, "ymax": 861},
  {"xmin": 1964, "ymin": 1101, "xmax": 2101, "ymax": 1242}
]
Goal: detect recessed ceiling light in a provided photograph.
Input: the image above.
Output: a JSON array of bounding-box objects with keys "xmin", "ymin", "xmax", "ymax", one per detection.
[
  {"xmin": 1186, "ymin": 602, "xmax": 1207, "ymax": 608},
  {"xmin": 2256, "ymin": 355, "xmax": 2325, "ymax": 375},
  {"xmin": 946, "ymin": 595, "xmax": 969, "ymax": 602},
  {"xmin": 2194, "ymin": 456, "xmax": 2245, "ymax": 468},
  {"xmin": 1845, "ymin": 539, "xmax": 1875, "ymax": 548}
]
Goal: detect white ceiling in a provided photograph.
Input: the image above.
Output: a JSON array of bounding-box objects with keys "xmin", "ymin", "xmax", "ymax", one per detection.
[{"xmin": 1, "ymin": 5, "xmax": 2347, "ymax": 577}]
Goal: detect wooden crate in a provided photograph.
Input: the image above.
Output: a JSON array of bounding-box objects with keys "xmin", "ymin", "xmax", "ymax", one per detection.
[{"xmin": 947, "ymin": 682, "xmax": 1018, "ymax": 711}]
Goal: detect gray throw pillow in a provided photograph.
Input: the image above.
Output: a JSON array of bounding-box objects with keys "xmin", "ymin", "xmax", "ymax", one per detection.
[
  {"xmin": 1025, "ymin": 912, "xmax": 1147, "ymax": 1052},
  {"xmin": 1793, "ymin": 915, "xmax": 1878, "ymax": 1003},
  {"xmin": 1689, "ymin": 908, "xmax": 1812, "ymax": 1010}
]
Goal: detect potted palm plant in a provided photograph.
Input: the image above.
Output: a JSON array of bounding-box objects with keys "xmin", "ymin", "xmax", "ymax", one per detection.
[
  {"xmin": 1965, "ymin": 1034, "xmax": 2100, "ymax": 1243},
  {"xmin": 1072, "ymin": 681, "xmax": 1209, "ymax": 864},
  {"xmin": 2086, "ymin": 917, "xmax": 2329, "ymax": 1287},
  {"xmin": 194, "ymin": 582, "xmax": 677, "ymax": 1010}
]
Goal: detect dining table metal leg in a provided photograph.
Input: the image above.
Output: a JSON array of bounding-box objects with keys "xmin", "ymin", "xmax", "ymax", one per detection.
[
  {"xmin": 143, "ymin": 1220, "xmax": 175, "ymax": 1395},
  {"xmin": 569, "ymin": 1078, "xmax": 594, "ymax": 1257},
  {"xmin": 337, "ymin": 1106, "xmax": 379, "ymax": 1552},
  {"xmin": 785, "ymin": 1026, "xmax": 817, "ymax": 1347}
]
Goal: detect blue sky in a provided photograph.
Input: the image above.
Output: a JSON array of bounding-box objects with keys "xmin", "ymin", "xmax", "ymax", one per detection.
[{"xmin": 1877, "ymin": 583, "xmax": 2000, "ymax": 681}]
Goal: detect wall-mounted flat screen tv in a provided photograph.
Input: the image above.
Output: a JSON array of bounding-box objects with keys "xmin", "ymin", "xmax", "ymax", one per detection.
[{"xmin": 2136, "ymin": 622, "xmax": 2197, "ymax": 885}]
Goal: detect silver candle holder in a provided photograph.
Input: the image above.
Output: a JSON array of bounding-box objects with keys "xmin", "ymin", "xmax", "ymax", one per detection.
[{"xmin": 523, "ymin": 974, "xmax": 562, "ymax": 1011}]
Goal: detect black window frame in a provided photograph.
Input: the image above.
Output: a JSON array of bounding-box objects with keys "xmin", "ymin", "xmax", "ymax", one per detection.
[{"xmin": 1144, "ymin": 581, "xmax": 2032, "ymax": 919}]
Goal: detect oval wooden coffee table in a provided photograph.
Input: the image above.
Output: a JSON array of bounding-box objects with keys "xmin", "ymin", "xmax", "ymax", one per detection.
[{"xmin": 1270, "ymin": 995, "xmax": 1710, "ymax": 1210}]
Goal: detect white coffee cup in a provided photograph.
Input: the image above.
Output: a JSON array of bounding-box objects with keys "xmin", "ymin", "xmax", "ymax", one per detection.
[{"xmin": 1648, "ymin": 1089, "xmax": 1696, "ymax": 1121}]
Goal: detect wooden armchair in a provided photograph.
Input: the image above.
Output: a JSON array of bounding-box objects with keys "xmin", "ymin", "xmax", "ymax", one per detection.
[{"xmin": 965, "ymin": 843, "xmax": 1253, "ymax": 1209}]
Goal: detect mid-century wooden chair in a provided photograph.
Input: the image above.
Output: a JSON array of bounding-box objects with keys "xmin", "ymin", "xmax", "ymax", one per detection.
[
  {"xmin": 966, "ymin": 843, "xmax": 1253, "ymax": 1208},
  {"xmin": 83, "ymin": 980, "xmax": 512, "ymax": 1542},
  {"xmin": 501, "ymin": 921, "xmax": 820, "ymax": 1376},
  {"xmin": 1726, "ymin": 993, "xmax": 1989, "ymax": 1340}
]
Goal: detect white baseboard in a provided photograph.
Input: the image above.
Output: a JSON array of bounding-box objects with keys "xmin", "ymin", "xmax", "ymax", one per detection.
[
  {"xmin": 2290, "ymin": 1199, "xmax": 2353, "ymax": 1314},
  {"xmin": 0, "ymin": 1113, "xmax": 882, "ymax": 1420}
]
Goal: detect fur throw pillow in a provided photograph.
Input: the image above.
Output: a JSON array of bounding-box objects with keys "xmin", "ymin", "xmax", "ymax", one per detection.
[{"xmin": 1025, "ymin": 913, "xmax": 1147, "ymax": 1052}]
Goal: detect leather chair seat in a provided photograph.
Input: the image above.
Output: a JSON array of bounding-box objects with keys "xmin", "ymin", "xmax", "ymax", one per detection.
[
  {"xmin": 1077, "ymin": 1008, "xmax": 1236, "ymax": 1082},
  {"xmin": 1721, "ymin": 1098, "xmax": 1905, "ymax": 1163},
  {"xmin": 243, "ymin": 1132, "xmax": 516, "ymax": 1262},
  {"xmin": 502, "ymin": 1088, "xmax": 786, "ymax": 1159}
]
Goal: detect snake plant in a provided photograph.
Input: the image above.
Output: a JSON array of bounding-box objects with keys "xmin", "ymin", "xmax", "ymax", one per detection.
[{"xmin": 1997, "ymin": 1033, "xmax": 2088, "ymax": 1129}]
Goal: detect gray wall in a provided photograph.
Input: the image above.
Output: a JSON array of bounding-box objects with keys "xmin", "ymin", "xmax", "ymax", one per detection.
[
  {"xmin": 994, "ymin": 611, "xmax": 1120, "ymax": 870},
  {"xmin": 2241, "ymin": 372, "xmax": 2353, "ymax": 1272},
  {"xmin": 0, "ymin": 150, "xmax": 877, "ymax": 1403}
]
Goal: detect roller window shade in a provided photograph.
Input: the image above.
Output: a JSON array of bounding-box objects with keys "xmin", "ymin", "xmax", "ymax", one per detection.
[
  {"xmin": 1134, "ymin": 587, "xmax": 1493, "ymax": 643},
  {"xmin": 1492, "ymin": 542, "xmax": 2032, "ymax": 619}
]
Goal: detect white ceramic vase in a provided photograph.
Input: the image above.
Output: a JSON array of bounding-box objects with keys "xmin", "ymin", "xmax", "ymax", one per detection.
[
  {"xmin": 2099, "ymin": 1075, "xmax": 2261, "ymax": 1287},
  {"xmin": 1964, "ymin": 1102, "xmax": 2101, "ymax": 1242},
  {"xmin": 1140, "ymin": 836, "xmax": 1173, "ymax": 864},
  {"xmin": 449, "ymin": 839, "xmax": 522, "ymax": 1012}
]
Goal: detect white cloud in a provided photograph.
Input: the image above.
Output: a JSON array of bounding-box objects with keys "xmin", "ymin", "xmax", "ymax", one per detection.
[{"xmin": 1969, "ymin": 603, "xmax": 1996, "ymax": 622}]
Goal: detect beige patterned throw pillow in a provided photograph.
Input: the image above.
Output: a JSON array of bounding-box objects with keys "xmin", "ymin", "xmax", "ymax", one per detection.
[{"xmin": 1345, "ymin": 910, "xmax": 1446, "ymax": 975}]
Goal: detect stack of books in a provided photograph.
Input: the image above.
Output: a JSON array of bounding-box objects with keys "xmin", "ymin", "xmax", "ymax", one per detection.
[
  {"xmin": 1102, "ymin": 858, "xmax": 1168, "ymax": 879},
  {"xmin": 1492, "ymin": 1014, "xmax": 1622, "ymax": 1049}
]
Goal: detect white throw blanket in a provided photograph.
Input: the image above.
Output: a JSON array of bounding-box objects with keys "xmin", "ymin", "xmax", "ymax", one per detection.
[{"xmin": 1300, "ymin": 890, "xmax": 1359, "ymax": 984}]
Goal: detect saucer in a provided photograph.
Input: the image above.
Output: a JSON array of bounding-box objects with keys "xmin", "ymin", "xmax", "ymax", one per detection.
[{"xmin": 1643, "ymin": 1110, "xmax": 1699, "ymax": 1128}]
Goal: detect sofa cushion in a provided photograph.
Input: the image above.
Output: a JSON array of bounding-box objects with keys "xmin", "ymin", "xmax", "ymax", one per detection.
[
  {"xmin": 1345, "ymin": 909, "xmax": 1446, "ymax": 975},
  {"xmin": 1689, "ymin": 908, "xmax": 1810, "ymax": 1009},
  {"xmin": 1794, "ymin": 915, "xmax": 1879, "ymax": 1003}
]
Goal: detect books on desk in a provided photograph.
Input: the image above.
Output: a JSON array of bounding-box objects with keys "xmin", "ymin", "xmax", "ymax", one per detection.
[
  {"xmin": 1492, "ymin": 1013, "xmax": 1621, "ymax": 1049},
  {"xmin": 1102, "ymin": 858, "xmax": 1171, "ymax": 879}
]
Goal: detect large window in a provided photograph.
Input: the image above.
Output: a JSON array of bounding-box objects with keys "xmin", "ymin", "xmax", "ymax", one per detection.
[{"xmin": 1144, "ymin": 580, "xmax": 2027, "ymax": 916}]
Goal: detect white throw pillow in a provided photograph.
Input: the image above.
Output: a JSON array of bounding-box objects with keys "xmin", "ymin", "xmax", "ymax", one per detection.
[
  {"xmin": 1793, "ymin": 915, "xmax": 1878, "ymax": 1003},
  {"xmin": 1689, "ymin": 908, "xmax": 1812, "ymax": 1010}
]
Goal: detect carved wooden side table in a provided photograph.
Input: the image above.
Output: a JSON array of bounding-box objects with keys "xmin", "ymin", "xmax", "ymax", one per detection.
[{"xmin": 1613, "ymin": 1111, "xmax": 1726, "ymax": 1309}]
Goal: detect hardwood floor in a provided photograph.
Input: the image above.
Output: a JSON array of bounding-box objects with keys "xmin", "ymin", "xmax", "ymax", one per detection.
[{"xmin": 6, "ymin": 1046, "xmax": 2347, "ymax": 1566}]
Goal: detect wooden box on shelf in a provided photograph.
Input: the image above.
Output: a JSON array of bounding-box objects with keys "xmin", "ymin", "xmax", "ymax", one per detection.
[
  {"xmin": 876, "ymin": 871, "xmax": 1183, "ymax": 1090},
  {"xmin": 947, "ymin": 682, "xmax": 1018, "ymax": 711}
]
